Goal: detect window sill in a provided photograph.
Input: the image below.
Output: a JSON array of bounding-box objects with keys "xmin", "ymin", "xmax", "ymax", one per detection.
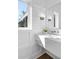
[{"xmin": 18, "ymin": 27, "xmax": 32, "ymax": 30}]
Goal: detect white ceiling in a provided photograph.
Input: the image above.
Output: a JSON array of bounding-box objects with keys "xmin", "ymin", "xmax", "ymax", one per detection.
[
  {"xmin": 23, "ymin": 0, "xmax": 61, "ymax": 8},
  {"xmin": 23, "ymin": 0, "xmax": 32, "ymax": 3}
]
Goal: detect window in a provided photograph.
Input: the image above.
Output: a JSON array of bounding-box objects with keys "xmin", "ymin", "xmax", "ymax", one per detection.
[
  {"xmin": 18, "ymin": 16, "xmax": 28, "ymax": 27},
  {"xmin": 18, "ymin": 0, "xmax": 32, "ymax": 30},
  {"xmin": 18, "ymin": 0, "xmax": 27, "ymax": 22}
]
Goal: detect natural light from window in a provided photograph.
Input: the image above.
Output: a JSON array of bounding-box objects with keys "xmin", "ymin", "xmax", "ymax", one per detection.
[{"xmin": 18, "ymin": 0, "xmax": 28, "ymax": 22}]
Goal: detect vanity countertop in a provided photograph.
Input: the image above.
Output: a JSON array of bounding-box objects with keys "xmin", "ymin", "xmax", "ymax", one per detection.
[
  {"xmin": 36, "ymin": 34, "xmax": 61, "ymax": 47},
  {"xmin": 38, "ymin": 34, "xmax": 61, "ymax": 38}
]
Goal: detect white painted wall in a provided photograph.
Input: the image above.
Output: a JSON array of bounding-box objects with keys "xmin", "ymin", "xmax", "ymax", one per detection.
[
  {"xmin": 32, "ymin": 5, "xmax": 46, "ymax": 34},
  {"xmin": 18, "ymin": 30, "xmax": 45, "ymax": 59},
  {"xmin": 18, "ymin": 5, "xmax": 46, "ymax": 59}
]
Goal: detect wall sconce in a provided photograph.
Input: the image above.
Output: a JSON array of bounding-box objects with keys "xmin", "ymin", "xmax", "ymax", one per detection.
[
  {"xmin": 40, "ymin": 13, "xmax": 45, "ymax": 20},
  {"xmin": 48, "ymin": 19, "xmax": 51, "ymax": 21},
  {"xmin": 40, "ymin": 17, "xmax": 44, "ymax": 20},
  {"xmin": 48, "ymin": 16, "xmax": 52, "ymax": 21}
]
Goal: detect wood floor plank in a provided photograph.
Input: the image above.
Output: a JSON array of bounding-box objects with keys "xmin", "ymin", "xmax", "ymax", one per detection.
[{"xmin": 37, "ymin": 53, "xmax": 53, "ymax": 59}]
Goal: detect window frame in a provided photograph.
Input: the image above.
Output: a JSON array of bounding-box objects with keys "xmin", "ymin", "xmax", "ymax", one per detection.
[{"xmin": 18, "ymin": 5, "xmax": 32, "ymax": 30}]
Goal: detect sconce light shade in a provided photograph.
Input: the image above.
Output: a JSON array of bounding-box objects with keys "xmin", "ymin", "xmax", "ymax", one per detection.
[
  {"xmin": 48, "ymin": 16, "xmax": 52, "ymax": 21},
  {"xmin": 40, "ymin": 13, "xmax": 45, "ymax": 20},
  {"xmin": 48, "ymin": 19, "xmax": 51, "ymax": 21},
  {"xmin": 40, "ymin": 17, "xmax": 44, "ymax": 20}
]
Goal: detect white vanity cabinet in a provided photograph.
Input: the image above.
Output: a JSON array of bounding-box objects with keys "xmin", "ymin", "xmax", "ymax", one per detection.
[
  {"xmin": 35, "ymin": 34, "xmax": 61, "ymax": 58},
  {"xmin": 45, "ymin": 38, "xmax": 61, "ymax": 58}
]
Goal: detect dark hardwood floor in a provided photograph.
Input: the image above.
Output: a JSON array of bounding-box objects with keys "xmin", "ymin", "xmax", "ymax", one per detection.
[{"xmin": 37, "ymin": 53, "xmax": 53, "ymax": 59}]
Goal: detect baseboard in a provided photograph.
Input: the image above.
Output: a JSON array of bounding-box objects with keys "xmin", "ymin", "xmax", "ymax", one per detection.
[
  {"xmin": 34, "ymin": 51, "xmax": 45, "ymax": 59},
  {"xmin": 33, "ymin": 49, "xmax": 45, "ymax": 59},
  {"xmin": 45, "ymin": 49, "xmax": 56, "ymax": 59}
]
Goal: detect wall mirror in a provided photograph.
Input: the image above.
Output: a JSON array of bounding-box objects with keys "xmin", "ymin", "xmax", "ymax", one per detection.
[
  {"xmin": 45, "ymin": 10, "xmax": 59, "ymax": 30},
  {"xmin": 53, "ymin": 11, "xmax": 59, "ymax": 29}
]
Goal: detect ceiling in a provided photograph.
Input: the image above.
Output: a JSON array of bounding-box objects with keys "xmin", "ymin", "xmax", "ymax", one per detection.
[
  {"xmin": 23, "ymin": 0, "xmax": 61, "ymax": 9},
  {"xmin": 23, "ymin": 0, "xmax": 32, "ymax": 3}
]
